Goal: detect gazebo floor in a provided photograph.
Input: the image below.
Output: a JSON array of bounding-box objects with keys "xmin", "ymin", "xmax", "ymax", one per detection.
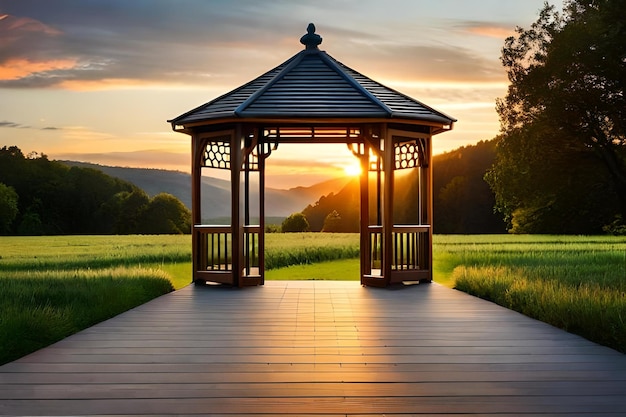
[{"xmin": 1, "ymin": 280, "xmax": 625, "ymax": 416}]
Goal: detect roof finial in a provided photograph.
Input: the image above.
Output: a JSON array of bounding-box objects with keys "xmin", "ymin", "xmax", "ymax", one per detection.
[{"xmin": 300, "ymin": 23, "xmax": 322, "ymax": 50}]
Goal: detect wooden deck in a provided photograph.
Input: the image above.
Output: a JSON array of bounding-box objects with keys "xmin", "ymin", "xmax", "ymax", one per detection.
[{"xmin": 1, "ymin": 280, "xmax": 625, "ymax": 416}]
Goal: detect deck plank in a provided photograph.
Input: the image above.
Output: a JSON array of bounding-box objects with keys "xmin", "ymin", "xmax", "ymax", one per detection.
[{"xmin": 1, "ymin": 281, "xmax": 625, "ymax": 416}]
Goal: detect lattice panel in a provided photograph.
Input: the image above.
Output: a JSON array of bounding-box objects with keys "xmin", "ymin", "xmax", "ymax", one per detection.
[
  {"xmin": 394, "ymin": 140, "xmax": 426, "ymax": 169},
  {"xmin": 203, "ymin": 141, "xmax": 231, "ymax": 169}
]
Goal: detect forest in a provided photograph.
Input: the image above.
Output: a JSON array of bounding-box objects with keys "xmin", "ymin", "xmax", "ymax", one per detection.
[{"xmin": 0, "ymin": 146, "xmax": 191, "ymax": 235}]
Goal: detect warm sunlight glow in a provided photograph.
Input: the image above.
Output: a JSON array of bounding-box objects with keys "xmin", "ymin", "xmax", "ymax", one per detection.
[{"xmin": 343, "ymin": 162, "xmax": 362, "ymax": 177}]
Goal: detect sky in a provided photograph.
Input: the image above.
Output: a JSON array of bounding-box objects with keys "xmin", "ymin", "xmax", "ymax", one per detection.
[{"xmin": 0, "ymin": 0, "xmax": 562, "ymax": 189}]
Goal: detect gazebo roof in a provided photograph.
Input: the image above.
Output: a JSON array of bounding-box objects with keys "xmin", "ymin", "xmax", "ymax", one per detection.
[{"xmin": 169, "ymin": 24, "xmax": 456, "ymax": 129}]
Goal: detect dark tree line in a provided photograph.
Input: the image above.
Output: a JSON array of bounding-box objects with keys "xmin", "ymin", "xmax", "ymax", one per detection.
[
  {"xmin": 433, "ymin": 140, "xmax": 507, "ymax": 234},
  {"xmin": 0, "ymin": 146, "xmax": 191, "ymax": 235},
  {"xmin": 487, "ymin": 0, "xmax": 626, "ymax": 234}
]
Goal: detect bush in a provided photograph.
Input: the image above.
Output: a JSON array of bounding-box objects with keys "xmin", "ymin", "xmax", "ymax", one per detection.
[
  {"xmin": 603, "ymin": 215, "xmax": 626, "ymax": 235},
  {"xmin": 281, "ymin": 212, "xmax": 310, "ymax": 233}
]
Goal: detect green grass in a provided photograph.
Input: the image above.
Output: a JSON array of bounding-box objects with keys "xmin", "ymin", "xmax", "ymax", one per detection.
[
  {"xmin": 0, "ymin": 235, "xmax": 192, "ymax": 272},
  {"xmin": 266, "ymin": 258, "xmax": 360, "ymax": 280},
  {"xmin": 433, "ymin": 235, "xmax": 626, "ymax": 353},
  {"xmin": 265, "ymin": 233, "xmax": 360, "ymax": 269},
  {"xmin": 0, "ymin": 267, "xmax": 174, "ymax": 365},
  {"xmin": 0, "ymin": 235, "xmax": 191, "ymax": 365}
]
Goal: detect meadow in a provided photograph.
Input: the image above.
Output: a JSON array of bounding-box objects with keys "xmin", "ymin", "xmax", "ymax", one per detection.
[
  {"xmin": 1, "ymin": 233, "xmax": 624, "ymax": 364},
  {"xmin": 435, "ymin": 235, "xmax": 626, "ymax": 353}
]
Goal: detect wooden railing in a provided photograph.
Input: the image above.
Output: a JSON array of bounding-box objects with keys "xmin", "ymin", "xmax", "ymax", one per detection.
[
  {"xmin": 369, "ymin": 225, "xmax": 383, "ymax": 274},
  {"xmin": 243, "ymin": 225, "xmax": 260, "ymax": 277},
  {"xmin": 367, "ymin": 225, "xmax": 430, "ymax": 273},
  {"xmin": 391, "ymin": 225, "xmax": 430, "ymax": 270},
  {"xmin": 195, "ymin": 225, "xmax": 232, "ymax": 272},
  {"xmin": 194, "ymin": 225, "xmax": 260, "ymax": 277}
]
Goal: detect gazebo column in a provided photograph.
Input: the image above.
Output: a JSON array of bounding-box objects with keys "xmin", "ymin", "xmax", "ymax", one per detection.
[
  {"xmin": 382, "ymin": 125, "xmax": 395, "ymax": 286},
  {"xmin": 191, "ymin": 133, "xmax": 203, "ymax": 282},
  {"xmin": 231, "ymin": 124, "xmax": 244, "ymax": 287},
  {"xmin": 240, "ymin": 127, "xmax": 264, "ymax": 286},
  {"xmin": 358, "ymin": 140, "xmax": 370, "ymax": 281},
  {"xmin": 422, "ymin": 137, "xmax": 433, "ymax": 278}
]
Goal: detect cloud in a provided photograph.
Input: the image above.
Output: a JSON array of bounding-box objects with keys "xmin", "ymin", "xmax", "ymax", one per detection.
[
  {"xmin": 0, "ymin": 120, "xmax": 22, "ymax": 128},
  {"xmin": 0, "ymin": 1, "xmax": 310, "ymax": 89},
  {"xmin": 0, "ymin": 1, "xmax": 519, "ymax": 91},
  {"xmin": 337, "ymin": 43, "xmax": 506, "ymax": 85},
  {"xmin": 458, "ymin": 21, "xmax": 516, "ymax": 39},
  {"xmin": 0, "ymin": 120, "xmax": 62, "ymax": 130},
  {"xmin": 0, "ymin": 120, "xmax": 32, "ymax": 129},
  {"xmin": 0, "ymin": 57, "xmax": 78, "ymax": 81},
  {"xmin": 0, "ymin": 0, "xmax": 408, "ymax": 91}
]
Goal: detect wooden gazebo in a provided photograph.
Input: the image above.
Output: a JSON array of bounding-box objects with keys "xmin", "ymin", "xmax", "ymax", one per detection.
[{"xmin": 169, "ymin": 24, "xmax": 455, "ymax": 287}]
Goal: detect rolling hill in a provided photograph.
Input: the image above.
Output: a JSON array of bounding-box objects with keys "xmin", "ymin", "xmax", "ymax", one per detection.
[{"xmin": 60, "ymin": 161, "xmax": 350, "ymax": 223}]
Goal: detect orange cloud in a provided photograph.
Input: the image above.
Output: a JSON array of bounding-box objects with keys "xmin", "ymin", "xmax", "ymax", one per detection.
[
  {"xmin": 57, "ymin": 78, "xmax": 187, "ymax": 91},
  {"xmin": 0, "ymin": 58, "xmax": 77, "ymax": 80},
  {"xmin": 465, "ymin": 25, "xmax": 515, "ymax": 39}
]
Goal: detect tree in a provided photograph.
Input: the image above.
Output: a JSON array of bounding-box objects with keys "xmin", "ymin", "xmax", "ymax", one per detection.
[
  {"xmin": 0, "ymin": 183, "xmax": 18, "ymax": 234},
  {"xmin": 281, "ymin": 212, "xmax": 310, "ymax": 233},
  {"xmin": 487, "ymin": 0, "xmax": 626, "ymax": 233},
  {"xmin": 100, "ymin": 189, "xmax": 150, "ymax": 234},
  {"xmin": 138, "ymin": 193, "xmax": 191, "ymax": 234},
  {"xmin": 322, "ymin": 210, "xmax": 352, "ymax": 232}
]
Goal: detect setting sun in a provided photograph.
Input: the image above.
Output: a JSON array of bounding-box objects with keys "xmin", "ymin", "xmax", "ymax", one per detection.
[{"xmin": 343, "ymin": 162, "xmax": 362, "ymax": 177}]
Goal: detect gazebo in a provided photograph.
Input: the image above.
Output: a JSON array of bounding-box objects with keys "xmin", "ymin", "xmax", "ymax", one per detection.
[{"xmin": 169, "ymin": 24, "xmax": 456, "ymax": 287}]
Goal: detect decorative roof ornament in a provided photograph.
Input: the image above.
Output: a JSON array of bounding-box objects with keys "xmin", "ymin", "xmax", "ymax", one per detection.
[{"xmin": 300, "ymin": 23, "xmax": 322, "ymax": 50}]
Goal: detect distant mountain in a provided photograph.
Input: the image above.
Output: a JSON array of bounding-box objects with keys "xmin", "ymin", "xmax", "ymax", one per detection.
[{"xmin": 60, "ymin": 161, "xmax": 350, "ymax": 222}]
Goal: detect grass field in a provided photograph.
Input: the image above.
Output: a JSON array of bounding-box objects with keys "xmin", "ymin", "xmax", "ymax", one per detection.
[
  {"xmin": 1, "ymin": 233, "xmax": 625, "ymax": 364},
  {"xmin": 434, "ymin": 235, "xmax": 626, "ymax": 353},
  {"xmin": 0, "ymin": 235, "xmax": 191, "ymax": 364}
]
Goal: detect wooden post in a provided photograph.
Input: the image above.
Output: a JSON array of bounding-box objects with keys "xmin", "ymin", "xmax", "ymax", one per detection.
[
  {"xmin": 231, "ymin": 125, "xmax": 243, "ymax": 287},
  {"xmin": 258, "ymin": 130, "xmax": 266, "ymax": 285},
  {"xmin": 191, "ymin": 134, "xmax": 203, "ymax": 283},
  {"xmin": 359, "ymin": 140, "xmax": 370, "ymax": 282},
  {"xmin": 424, "ymin": 136, "xmax": 433, "ymax": 280},
  {"xmin": 382, "ymin": 125, "xmax": 393, "ymax": 286}
]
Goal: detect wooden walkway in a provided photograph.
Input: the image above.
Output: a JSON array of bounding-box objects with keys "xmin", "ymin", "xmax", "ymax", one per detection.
[{"xmin": 1, "ymin": 281, "xmax": 625, "ymax": 416}]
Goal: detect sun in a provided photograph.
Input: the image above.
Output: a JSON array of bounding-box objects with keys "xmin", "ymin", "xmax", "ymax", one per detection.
[{"xmin": 343, "ymin": 162, "xmax": 362, "ymax": 177}]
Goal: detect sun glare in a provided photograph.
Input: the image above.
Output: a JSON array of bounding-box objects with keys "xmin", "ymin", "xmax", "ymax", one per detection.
[{"xmin": 343, "ymin": 162, "xmax": 362, "ymax": 177}]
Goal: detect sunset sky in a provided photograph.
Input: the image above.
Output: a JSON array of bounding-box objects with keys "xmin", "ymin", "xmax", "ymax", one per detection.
[{"xmin": 0, "ymin": 0, "xmax": 561, "ymax": 188}]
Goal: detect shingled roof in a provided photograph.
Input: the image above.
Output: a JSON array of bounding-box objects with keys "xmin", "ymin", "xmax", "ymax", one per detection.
[{"xmin": 169, "ymin": 25, "xmax": 456, "ymax": 128}]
